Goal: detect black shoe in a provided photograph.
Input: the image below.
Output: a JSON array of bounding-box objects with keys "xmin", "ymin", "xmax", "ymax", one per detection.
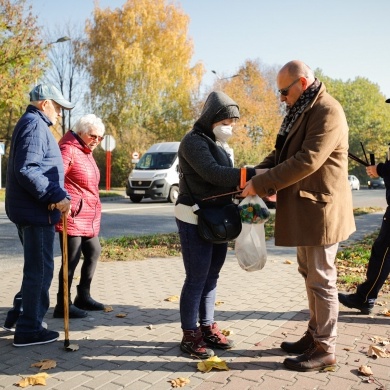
[
  {"xmin": 53, "ymin": 303, "xmax": 88, "ymax": 318},
  {"xmin": 74, "ymin": 285, "xmax": 105, "ymax": 311},
  {"xmin": 3, "ymin": 312, "xmax": 21, "ymax": 332},
  {"xmin": 281, "ymin": 331, "xmax": 314, "ymax": 354},
  {"xmin": 338, "ymin": 293, "xmax": 374, "ymax": 314},
  {"xmin": 13, "ymin": 329, "xmax": 59, "ymax": 347}
]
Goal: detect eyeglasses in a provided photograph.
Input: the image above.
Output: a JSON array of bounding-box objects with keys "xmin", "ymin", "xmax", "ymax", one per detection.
[
  {"xmin": 88, "ymin": 134, "xmax": 103, "ymax": 142},
  {"xmin": 278, "ymin": 78, "xmax": 301, "ymax": 96}
]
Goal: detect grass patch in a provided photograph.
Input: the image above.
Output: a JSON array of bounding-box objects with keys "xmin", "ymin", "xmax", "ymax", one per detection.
[
  {"xmin": 100, "ymin": 214, "xmax": 276, "ymax": 262},
  {"xmin": 336, "ymin": 229, "xmax": 389, "ymax": 294},
  {"xmin": 0, "ymin": 189, "xmax": 4, "ymax": 202}
]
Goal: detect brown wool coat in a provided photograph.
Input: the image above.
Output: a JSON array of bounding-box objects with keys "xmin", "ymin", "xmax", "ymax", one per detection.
[{"xmin": 253, "ymin": 83, "xmax": 356, "ymax": 246}]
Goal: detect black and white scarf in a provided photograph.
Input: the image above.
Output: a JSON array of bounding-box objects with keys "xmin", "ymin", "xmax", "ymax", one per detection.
[{"xmin": 275, "ymin": 78, "xmax": 321, "ymax": 150}]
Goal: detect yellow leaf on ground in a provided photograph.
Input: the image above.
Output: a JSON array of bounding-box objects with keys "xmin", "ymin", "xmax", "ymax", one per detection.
[
  {"xmin": 221, "ymin": 329, "xmax": 233, "ymax": 336},
  {"xmin": 103, "ymin": 306, "xmax": 113, "ymax": 312},
  {"xmin": 31, "ymin": 359, "xmax": 56, "ymax": 370},
  {"xmin": 165, "ymin": 295, "xmax": 179, "ymax": 302},
  {"xmin": 115, "ymin": 313, "xmax": 127, "ymax": 318},
  {"xmin": 168, "ymin": 377, "xmax": 190, "ymax": 388},
  {"xmin": 358, "ymin": 365, "xmax": 374, "ymax": 376},
  {"xmin": 197, "ymin": 356, "xmax": 230, "ymax": 373},
  {"xmin": 215, "ymin": 300, "xmax": 224, "ymax": 306},
  {"xmin": 15, "ymin": 373, "xmax": 50, "ymax": 387},
  {"xmin": 284, "ymin": 259, "xmax": 293, "ymax": 264}
]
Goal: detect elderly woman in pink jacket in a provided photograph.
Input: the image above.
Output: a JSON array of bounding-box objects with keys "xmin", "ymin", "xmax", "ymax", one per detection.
[{"xmin": 53, "ymin": 114, "xmax": 106, "ymax": 318}]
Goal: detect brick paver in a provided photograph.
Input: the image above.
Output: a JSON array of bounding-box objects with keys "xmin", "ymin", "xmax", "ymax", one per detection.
[{"xmin": 1, "ymin": 211, "xmax": 389, "ymax": 389}]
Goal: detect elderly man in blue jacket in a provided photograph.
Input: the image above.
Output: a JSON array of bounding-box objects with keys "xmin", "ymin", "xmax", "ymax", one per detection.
[{"xmin": 4, "ymin": 84, "xmax": 74, "ymax": 347}]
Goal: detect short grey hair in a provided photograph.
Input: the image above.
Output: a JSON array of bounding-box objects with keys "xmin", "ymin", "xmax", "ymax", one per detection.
[{"xmin": 73, "ymin": 114, "xmax": 105, "ymax": 137}]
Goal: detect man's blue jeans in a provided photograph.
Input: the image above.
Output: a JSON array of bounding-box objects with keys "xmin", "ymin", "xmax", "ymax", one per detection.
[
  {"xmin": 14, "ymin": 224, "xmax": 55, "ymax": 335},
  {"xmin": 176, "ymin": 219, "xmax": 228, "ymax": 330}
]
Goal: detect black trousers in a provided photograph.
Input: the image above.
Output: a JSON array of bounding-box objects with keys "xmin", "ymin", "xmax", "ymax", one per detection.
[
  {"xmin": 357, "ymin": 206, "xmax": 390, "ymax": 303},
  {"xmin": 57, "ymin": 234, "xmax": 101, "ymax": 294}
]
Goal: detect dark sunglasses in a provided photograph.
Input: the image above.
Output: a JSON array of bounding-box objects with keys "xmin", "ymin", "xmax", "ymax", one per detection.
[{"xmin": 278, "ymin": 78, "xmax": 301, "ymax": 96}]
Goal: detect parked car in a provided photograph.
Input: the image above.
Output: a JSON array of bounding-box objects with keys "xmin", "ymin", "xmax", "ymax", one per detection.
[
  {"xmin": 368, "ymin": 177, "xmax": 385, "ymax": 189},
  {"xmin": 348, "ymin": 175, "xmax": 360, "ymax": 190}
]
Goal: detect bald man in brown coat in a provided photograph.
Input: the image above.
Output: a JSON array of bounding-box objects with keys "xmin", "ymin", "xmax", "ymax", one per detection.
[{"xmin": 243, "ymin": 60, "xmax": 355, "ymax": 372}]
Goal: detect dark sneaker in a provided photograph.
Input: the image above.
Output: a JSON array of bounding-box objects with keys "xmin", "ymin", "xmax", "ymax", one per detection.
[
  {"xmin": 201, "ymin": 322, "xmax": 235, "ymax": 350},
  {"xmin": 181, "ymin": 328, "xmax": 214, "ymax": 359},
  {"xmin": 281, "ymin": 330, "xmax": 314, "ymax": 354},
  {"xmin": 13, "ymin": 329, "xmax": 59, "ymax": 347},
  {"xmin": 3, "ymin": 321, "xmax": 47, "ymax": 333},
  {"xmin": 283, "ymin": 341, "xmax": 336, "ymax": 372},
  {"xmin": 338, "ymin": 293, "xmax": 374, "ymax": 314}
]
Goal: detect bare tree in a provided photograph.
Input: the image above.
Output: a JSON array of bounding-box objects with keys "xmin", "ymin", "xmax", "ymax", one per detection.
[{"xmin": 43, "ymin": 24, "xmax": 89, "ymax": 135}]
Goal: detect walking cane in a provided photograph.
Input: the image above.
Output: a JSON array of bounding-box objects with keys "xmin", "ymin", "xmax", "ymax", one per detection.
[{"xmin": 62, "ymin": 213, "xmax": 79, "ymax": 352}]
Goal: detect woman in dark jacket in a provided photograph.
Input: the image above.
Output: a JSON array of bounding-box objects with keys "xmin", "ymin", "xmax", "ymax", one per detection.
[
  {"xmin": 175, "ymin": 91, "xmax": 256, "ymax": 358},
  {"xmin": 53, "ymin": 114, "xmax": 106, "ymax": 318}
]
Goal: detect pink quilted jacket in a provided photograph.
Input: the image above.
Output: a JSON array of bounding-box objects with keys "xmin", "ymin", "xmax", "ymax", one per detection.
[{"xmin": 56, "ymin": 131, "xmax": 101, "ymax": 237}]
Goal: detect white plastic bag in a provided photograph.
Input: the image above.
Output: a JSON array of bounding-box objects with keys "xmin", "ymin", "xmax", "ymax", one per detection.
[{"xmin": 235, "ymin": 196, "xmax": 268, "ymax": 272}]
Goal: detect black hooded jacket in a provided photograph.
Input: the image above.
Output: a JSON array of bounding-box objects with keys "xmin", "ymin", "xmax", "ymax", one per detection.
[{"xmin": 177, "ymin": 91, "xmax": 255, "ymax": 206}]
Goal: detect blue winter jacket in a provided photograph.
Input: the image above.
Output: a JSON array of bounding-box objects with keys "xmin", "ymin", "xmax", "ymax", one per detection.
[{"xmin": 5, "ymin": 105, "xmax": 68, "ymax": 225}]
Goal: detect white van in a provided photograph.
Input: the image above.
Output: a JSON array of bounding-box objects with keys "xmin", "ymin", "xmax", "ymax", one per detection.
[{"xmin": 125, "ymin": 142, "xmax": 180, "ymax": 203}]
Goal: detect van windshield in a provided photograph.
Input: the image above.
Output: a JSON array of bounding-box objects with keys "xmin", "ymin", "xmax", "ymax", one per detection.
[{"xmin": 135, "ymin": 152, "xmax": 177, "ymax": 170}]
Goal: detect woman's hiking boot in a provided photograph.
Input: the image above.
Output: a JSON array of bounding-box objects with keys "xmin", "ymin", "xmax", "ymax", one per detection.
[
  {"xmin": 201, "ymin": 322, "xmax": 235, "ymax": 349},
  {"xmin": 181, "ymin": 328, "xmax": 214, "ymax": 359}
]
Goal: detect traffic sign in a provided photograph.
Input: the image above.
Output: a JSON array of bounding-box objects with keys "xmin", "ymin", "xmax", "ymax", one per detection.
[
  {"xmin": 101, "ymin": 135, "xmax": 116, "ymax": 152},
  {"xmin": 132, "ymin": 151, "xmax": 139, "ymax": 159}
]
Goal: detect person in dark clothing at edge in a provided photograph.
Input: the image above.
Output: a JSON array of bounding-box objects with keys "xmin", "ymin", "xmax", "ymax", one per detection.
[
  {"xmin": 175, "ymin": 91, "xmax": 258, "ymax": 359},
  {"xmin": 339, "ymin": 98, "xmax": 390, "ymax": 314},
  {"xmin": 3, "ymin": 84, "xmax": 73, "ymax": 347}
]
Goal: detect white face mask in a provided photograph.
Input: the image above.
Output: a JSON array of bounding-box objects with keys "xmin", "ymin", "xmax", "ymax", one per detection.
[{"xmin": 213, "ymin": 125, "xmax": 233, "ymax": 143}]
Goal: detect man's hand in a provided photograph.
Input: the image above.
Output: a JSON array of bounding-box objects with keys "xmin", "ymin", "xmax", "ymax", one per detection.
[
  {"xmin": 54, "ymin": 198, "xmax": 71, "ymax": 214},
  {"xmin": 366, "ymin": 165, "xmax": 378, "ymax": 178},
  {"xmin": 241, "ymin": 180, "xmax": 257, "ymax": 197}
]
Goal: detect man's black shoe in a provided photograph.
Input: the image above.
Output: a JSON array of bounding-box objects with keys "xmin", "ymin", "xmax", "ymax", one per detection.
[
  {"xmin": 13, "ymin": 329, "xmax": 59, "ymax": 347},
  {"xmin": 338, "ymin": 293, "xmax": 374, "ymax": 314}
]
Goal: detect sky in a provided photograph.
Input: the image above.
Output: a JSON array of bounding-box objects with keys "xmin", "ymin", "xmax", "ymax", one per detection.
[{"xmin": 30, "ymin": 0, "xmax": 390, "ymax": 99}]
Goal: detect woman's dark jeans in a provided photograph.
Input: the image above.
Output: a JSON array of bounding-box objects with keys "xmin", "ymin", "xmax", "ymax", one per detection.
[{"xmin": 176, "ymin": 218, "xmax": 228, "ymax": 330}]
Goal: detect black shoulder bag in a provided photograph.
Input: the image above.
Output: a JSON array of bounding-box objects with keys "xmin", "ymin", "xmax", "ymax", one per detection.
[{"xmin": 181, "ymin": 173, "xmax": 242, "ymax": 244}]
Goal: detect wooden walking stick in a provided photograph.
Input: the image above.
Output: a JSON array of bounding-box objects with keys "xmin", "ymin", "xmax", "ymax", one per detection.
[{"xmin": 62, "ymin": 213, "xmax": 79, "ymax": 351}]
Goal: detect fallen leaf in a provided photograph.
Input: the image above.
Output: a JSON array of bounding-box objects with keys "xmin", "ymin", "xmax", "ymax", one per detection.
[
  {"xmin": 115, "ymin": 313, "xmax": 127, "ymax": 318},
  {"xmin": 197, "ymin": 356, "xmax": 230, "ymax": 373},
  {"xmin": 221, "ymin": 329, "xmax": 233, "ymax": 336},
  {"xmin": 343, "ymin": 347, "xmax": 352, "ymax": 351},
  {"xmin": 31, "ymin": 359, "xmax": 56, "ymax": 370},
  {"xmin": 15, "ymin": 373, "xmax": 50, "ymax": 387},
  {"xmin": 165, "ymin": 295, "xmax": 179, "ymax": 302},
  {"xmin": 215, "ymin": 300, "xmax": 224, "ymax": 306},
  {"xmin": 103, "ymin": 306, "xmax": 113, "ymax": 312},
  {"xmin": 147, "ymin": 324, "xmax": 153, "ymax": 330},
  {"xmin": 168, "ymin": 377, "xmax": 190, "ymax": 388},
  {"xmin": 320, "ymin": 366, "xmax": 336, "ymax": 372},
  {"xmin": 284, "ymin": 259, "xmax": 293, "ymax": 264},
  {"xmin": 66, "ymin": 344, "xmax": 79, "ymax": 351},
  {"xmin": 368, "ymin": 344, "xmax": 390, "ymax": 358},
  {"xmin": 358, "ymin": 365, "xmax": 373, "ymax": 376}
]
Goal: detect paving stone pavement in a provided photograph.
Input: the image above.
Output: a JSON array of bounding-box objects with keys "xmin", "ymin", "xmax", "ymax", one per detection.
[{"xmin": 0, "ymin": 212, "xmax": 389, "ymax": 389}]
